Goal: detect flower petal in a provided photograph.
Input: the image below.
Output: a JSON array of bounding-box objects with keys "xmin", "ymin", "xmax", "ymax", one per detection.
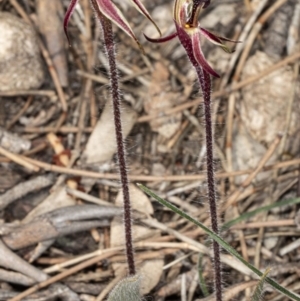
[
  {"xmin": 64, "ymin": 0, "xmax": 79, "ymax": 46},
  {"xmin": 95, "ymin": 0, "xmax": 144, "ymax": 52},
  {"xmin": 144, "ymin": 32, "xmax": 178, "ymax": 43},
  {"xmin": 191, "ymin": 31, "xmax": 220, "ymax": 77},
  {"xmin": 129, "ymin": 0, "xmax": 161, "ymax": 36},
  {"xmin": 199, "ymin": 27, "xmax": 240, "ymax": 53},
  {"xmin": 175, "ymin": 22, "xmax": 200, "ymax": 69},
  {"xmin": 186, "ymin": 0, "xmax": 202, "ymax": 28},
  {"xmin": 174, "ymin": 0, "xmax": 190, "ymax": 26}
]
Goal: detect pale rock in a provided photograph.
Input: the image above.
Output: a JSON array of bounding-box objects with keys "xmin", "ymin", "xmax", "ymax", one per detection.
[
  {"xmin": 240, "ymin": 51, "xmax": 299, "ymax": 147},
  {"xmin": 0, "ymin": 12, "xmax": 44, "ymax": 91}
]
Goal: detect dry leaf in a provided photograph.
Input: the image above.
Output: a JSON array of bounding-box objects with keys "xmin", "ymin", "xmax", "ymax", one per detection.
[
  {"xmin": 115, "ymin": 184, "xmax": 153, "ymax": 214},
  {"xmin": 23, "ymin": 186, "xmax": 76, "ymax": 222},
  {"xmin": 82, "ymin": 102, "xmax": 137, "ymax": 164},
  {"xmin": 144, "ymin": 62, "xmax": 182, "ymax": 139},
  {"xmin": 139, "ymin": 259, "xmax": 164, "ymax": 295},
  {"xmin": 36, "ymin": 0, "xmax": 68, "ymax": 86}
]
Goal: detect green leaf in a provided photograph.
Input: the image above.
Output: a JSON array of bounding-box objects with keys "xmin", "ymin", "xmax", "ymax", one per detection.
[
  {"xmin": 222, "ymin": 197, "xmax": 300, "ymax": 230},
  {"xmin": 137, "ymin": 183, "xmax": 300, "ymax": 301},
  {"xmin": 251, "ymin": 267, "xmax": 270, "ymax": 301},
  {"xmin": 198, "ymin": 253, "xmax": 209, "ymax": 297}
]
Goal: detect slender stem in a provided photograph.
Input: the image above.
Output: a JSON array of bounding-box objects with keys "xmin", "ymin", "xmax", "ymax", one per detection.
[
  {"xmin": 196, "ymin": 66, "xmax": 222, "ymax": 301},
  {"xmin": 93, "ymin": 5, "xmax": 135, "ymax": 275}
]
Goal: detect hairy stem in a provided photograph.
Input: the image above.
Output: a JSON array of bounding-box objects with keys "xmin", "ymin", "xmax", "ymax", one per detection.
[
  {"xmin": 196, "ymin": 66, "xmax": 222, "ymax": 301},
  {"xmin": 93, "ymin": 5, "xmax": 135, "ymax": 275}
]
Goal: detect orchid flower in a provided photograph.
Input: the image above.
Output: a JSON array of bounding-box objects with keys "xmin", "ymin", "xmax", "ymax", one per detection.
[
  {"xmin": 145, "ymin": 0, "xmax": 238, "ymax": 77},
  {"xmin": 64, "ymin": 0, "xmax": 161, "ymax": 51}
]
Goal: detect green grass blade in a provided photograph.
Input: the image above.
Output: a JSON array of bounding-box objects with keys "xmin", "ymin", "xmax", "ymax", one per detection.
[
  {"xmin": 251, "ymin": 267, "xmax": 270, "ymax": 301},
  {"xmin": 198, "ymin": 253, "xmax": 209, "ymax": 297},
  {"xmin": 222, "ymin": 197, "xmax": 300, "ymax": 230},
  {"xmin": 137, "ymin": 184, "xmax": 300, "ymax": 301}
]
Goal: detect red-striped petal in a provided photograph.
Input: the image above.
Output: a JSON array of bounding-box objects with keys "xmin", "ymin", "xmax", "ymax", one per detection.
[
  {"xmin": 95, "ymin": 0, "xmax": 143, "ymax": 52},
  {"xmin": 199, "ymin": 27, "xmax": 240, "ymax": 53},
  {"xmin": 129, "ymin": 0, "xmax": 161, "ymax": 36},
  {"xmin": 191, "ymin": 32, "xmax": 220, "ymax": 78}
]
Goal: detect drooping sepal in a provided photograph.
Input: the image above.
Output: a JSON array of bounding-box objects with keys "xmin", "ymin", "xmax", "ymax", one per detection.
[
  {"xmin": 199, "ymin": 27, "xmax": 240, "ymax": 53},
  {"xmin": 94, "ymin": 0, "xmax": 144, "ymax": 53},
  {"xmin": 129, "ymin": 0, "xmax": 162, "ymax": 37},
  {"xmin": 143, "ymin": 32, "xmax": 178, "ymax": 43},
  {"xmin": 63, "ymin": 0, "xmax": 79, "ymax": 46}
]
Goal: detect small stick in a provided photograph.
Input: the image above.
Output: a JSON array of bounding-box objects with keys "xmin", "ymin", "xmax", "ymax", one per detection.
[
  {"xmin": 231, "ymin": 219, "xmax": 295, "ymax": 230},
  {"xmin": 18, "ymin": 154, "xmax": 300, "ymax": 182},
  {"xmin": 0, "ymin": 147, "xmax": 39, "ymax": 172},
  {"xmin": 8, "ymin": 251, "xmax": 117, "ymax": 301},
  {"xmin": 0, "ymin": 90, "xmax": 56, "ymax": 98},
  {"xmin": 6, "ymin": 96, "xmax": 33, "ymax": 129},
  {"xmin": 138, "ymin": 51, "xmax": 300, "ymax": 123}
]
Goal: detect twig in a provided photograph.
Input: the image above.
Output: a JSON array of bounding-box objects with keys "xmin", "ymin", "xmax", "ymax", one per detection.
[
  {"xmin": 231, "ymin": 219, "xmax": 295, "ymax": 230},
  {"xmin": 0, "ymin": 90, "xmax": 56, "ymax": 98},
  {"xmin": 0, "ymin": 175, "xmax": 53, "ymax": 210},
  {"xmin": 0, "ymin": 147, "xmax": 39, "ymax": 172},
  {"xmin": 6, "ymin": 96, "xmax": 33, "ymax": 130},
  {"xmin": 234, "ymin": 0, "xmax": 289, "ymax": 79},
  {"xmin": 137, "ymin": 51, "xmax": 300, "ymax": 123},
  {"xmin": 18, "ymin": 155, "xmax": 300, "ymax": 182},
  {"xmin": 8, "ymin": 251, "xmax": 118, "ymax": 301}
]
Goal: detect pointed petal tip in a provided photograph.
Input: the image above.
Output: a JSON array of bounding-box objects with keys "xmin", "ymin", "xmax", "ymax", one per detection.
[
  {"xmin": 199, "ymin": 27, "xmax": 241, "ymax": 54},
  {"xmin": 64, "ymin": 0, "xmax": 79, "ymax": 47},
  {"xmin": 143, "ymin": 32, "xmax": 178, "ymax": 43},
  {"xmin": 63, "ymin": 24, "xmax": 72, "ymax": 47},
  {"xmin": 95, "ymin": 0, "xmax": 146, "ymax": 54},
  {"xmin": 130, "ymin": 0, "xmax": 162, "ymax": 37},
  {"xmin": 212, "ymin": 72, "xmax": 220, "ymax": 78}
]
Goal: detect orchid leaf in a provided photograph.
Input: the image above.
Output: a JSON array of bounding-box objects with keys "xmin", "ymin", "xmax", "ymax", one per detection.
[
  {"xmin": 137, "ymin": 183, "xmax": 300, "ymax": 301},
  {"xmin": 251, "ymin": 268, "xmax": 270, "ymax": 301},
  {"xmin": 222, "ymin": 197, "xmax": 300, "ymax": 231},
  {"xmin": 108, "ymin": 275, "xmax": 141, "ymax": 301}
]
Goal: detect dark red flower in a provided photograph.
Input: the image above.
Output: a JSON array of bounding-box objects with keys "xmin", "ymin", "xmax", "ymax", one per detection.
[
  {"xmin": 64, "ymin": 0, "xmax": 161, "ymax": 50},
  {"xmin": 144, "ymin": 0, "xmax": 238, "ymax": 78}
]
